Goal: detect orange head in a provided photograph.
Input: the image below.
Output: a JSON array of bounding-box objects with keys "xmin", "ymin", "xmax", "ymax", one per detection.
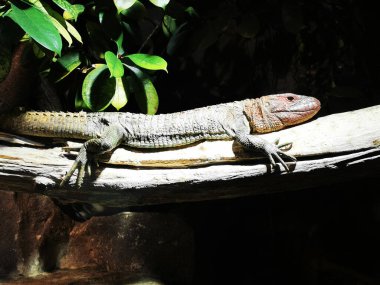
[{"xmin": 243, "ymin": 93, "xmax": 321, "ymax": 133}]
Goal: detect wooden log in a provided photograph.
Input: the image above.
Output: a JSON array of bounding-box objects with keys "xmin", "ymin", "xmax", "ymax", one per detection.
[{"xmin": 0, "ymin": 105, "xmax": 379, "ymax": 207}]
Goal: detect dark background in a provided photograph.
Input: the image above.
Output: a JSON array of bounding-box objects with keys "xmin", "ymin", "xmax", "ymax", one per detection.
[
  {"xmin": 178, "ymin": 177, "xmax": 380, "ymax": 285},
  {"xmin": 154, "ymin": 0, "xmax": 380, "ymax": 115}
]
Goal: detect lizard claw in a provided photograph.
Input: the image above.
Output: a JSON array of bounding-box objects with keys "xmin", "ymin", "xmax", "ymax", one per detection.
[
  {"xmin": 273, "ymin": 137, "xmax": 293, "ymax": 151},
  {"xmin": 236, "ymin": 134, "xmax": 297, "ymax": 172},
  {"xmin": 60, "ymin": 146, "xmax": 97, "ymax": 188},
  {"xmin": 263, "ymin": 142, "xmax": 296, "ymax": 172},
  {"xmin": 59, "ymin": 126, "xmax": 124, "ymax": 188}
]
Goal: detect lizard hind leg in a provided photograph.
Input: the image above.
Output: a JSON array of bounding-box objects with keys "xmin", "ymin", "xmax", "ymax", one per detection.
[
  {"xmin": 59, "ymin": 143, "xmax": 97, "ymax": 188},
  {"xmin": 60, "ymin": 125, "xmax": 125, "ymax": 188}
]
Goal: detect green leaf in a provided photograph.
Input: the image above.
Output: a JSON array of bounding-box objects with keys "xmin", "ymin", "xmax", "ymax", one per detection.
[
  {"xmin": 105, "ymin": 51, "xmax": 124, "ymax": 78},
  {"xmin": 32, "ymin": 43, "xmax": 46, "ymax": 58},
  {"xmin": 40, "ymin": 2, "xmax": 73, "ymax": 45},
  {"xmin": 114, "ymin": 0, "xmax": 137, "ymax": 13},
  {"xmin": 115, "ymin": 33, "xmax": 124, "ymax": 55},
  {"xmin": 112, "ymin": 77, "xmax": 129, "ymax": 110},
  {"xmin": 82, "ymin": 64, "xmax": 116, "ymax": 111},
  {"xmin": 162, "ymin": 15, "xmax": 176, "ymax": 37},
  {"xmin": 124, "ymin": 64, "xmax": 159, "ymax": 114},
  {"xmin": 120, "ymin": 1, "xmax": 145, "ymax": 20},
  {"xmin": 126, "ymin": 54, "xmax": 168, "ymax": 72},
  {"xmin": 65, "ymin": 20, "xmax": 83, "ymax": 43},
  {"xmin": 53, "ymin": 0, "xmax": 84, "ymax": 21},
  {"xmin": 25, "ymin": 0, "xmax": 46, "ymax": 13},
  {"xmin": 55, "ymin": 52, "xmax": 81, "ymax": 82},
  {"xmin": 49, "ymin": 16, "xmax": 72, "ymax": 46},
  {"xmin": 185, "ymin": 6, "xmax": 199, "ymax": 17},
  {"xmin": 75, "ymin": 89, "xmax": 89, "ymax": 110},
  {"xmin": 7, "ymin": 3, "xmax": 62, "ymax": 55},
  {"xmin": 149, "ymin": 0, "xmax": 170, "ymax": 8},
  {"xmin": 166, "ymin": 22, "xmax": 189, "ymax": 56},
  {"xmin": 41, "ymin": 2, "xmax": 83, "ymax": 44}
]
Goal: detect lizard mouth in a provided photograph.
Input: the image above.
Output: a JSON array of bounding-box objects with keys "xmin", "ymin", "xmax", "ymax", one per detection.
[{"xmin": 277, "ymin": 95, "xmax": 321, "ymax": 126}]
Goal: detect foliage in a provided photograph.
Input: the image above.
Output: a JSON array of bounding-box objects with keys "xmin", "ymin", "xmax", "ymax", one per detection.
[
  {"xmin": 1, "ymin": 0, "xmax": 377, "ymax": 115},
  {"xmin": 0, "ymin": 0, "xmax": 174, "ymax": 113}
]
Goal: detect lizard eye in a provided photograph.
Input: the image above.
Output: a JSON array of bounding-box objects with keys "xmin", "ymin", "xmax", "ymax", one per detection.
[{"xmin": 287, "ymin": 96, "xmax": 294, "ymax": 101}]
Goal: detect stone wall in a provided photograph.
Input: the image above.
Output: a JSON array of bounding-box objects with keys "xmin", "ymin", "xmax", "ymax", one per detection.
[{"xmin": 0, "ymin": 191, "xmax": 194, "ymax": 284}]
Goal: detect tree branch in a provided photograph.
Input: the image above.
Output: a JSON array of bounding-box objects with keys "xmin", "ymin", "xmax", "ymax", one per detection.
[{"xmin": 1, "ymin": 105, "xmax": 379, "ymax": 207}]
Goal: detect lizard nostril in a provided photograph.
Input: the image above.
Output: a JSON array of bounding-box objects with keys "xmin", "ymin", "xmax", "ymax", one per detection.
[{"xmin": 287, "ymin": 96, "xmax": 294, "ymax": 101}]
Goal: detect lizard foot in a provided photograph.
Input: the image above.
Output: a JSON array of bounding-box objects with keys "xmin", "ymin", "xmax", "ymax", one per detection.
[
  {"xmin": 59, "ymin": 125, "xmax": 125, "ymax": 188},
  {"xmin": 263, "ymin": 141, "xmax": 296, "ymax": 172},
  {"xmin": 59, "ymin": 146, "xmax": 98, "ymax": 188},
  {"xmin": 236, "ymin": 134, "xmax": 296, "ymax": 172}
]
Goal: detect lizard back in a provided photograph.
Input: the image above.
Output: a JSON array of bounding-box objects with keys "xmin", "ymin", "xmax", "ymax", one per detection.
[
  {"xmin": 0, "ymin": 101, "xmax": 247, "ymax": 147},
  {"xmin": 118, "ymin": 102, "xmax": 244, "ymax": 148}
]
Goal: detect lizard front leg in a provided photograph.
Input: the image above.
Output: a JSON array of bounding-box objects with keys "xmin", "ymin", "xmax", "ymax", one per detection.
[
  {"xmin": 60, "ymin": 124, "xmax": 125, "ymax": 188},
  {"xmin": 235, "ymin": 133, "xmax": 296, "ymax": 172}
]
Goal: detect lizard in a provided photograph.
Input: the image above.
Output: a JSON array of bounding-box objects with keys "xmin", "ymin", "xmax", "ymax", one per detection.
[{"xmin": 0, "ymin": 93, "xmax": 321, "ymax": 188}]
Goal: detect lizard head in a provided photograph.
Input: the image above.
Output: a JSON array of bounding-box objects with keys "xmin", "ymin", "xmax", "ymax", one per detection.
[{"xmin": 244, "ymin": 93, "xmax": 321, "ymax": 133}]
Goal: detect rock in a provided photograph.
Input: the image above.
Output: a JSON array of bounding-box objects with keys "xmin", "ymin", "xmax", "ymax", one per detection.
[
  {"xmin": 0, "ymin": 192, "xmax": 19, "ymax": 276},
  {"xmin": 0, "ymin": 191, "xmax": 194, "ymax": 284},
  {"xmin": 60, "ymin": 212, "xmax": 194, "ymax": 284},
  {"xmin": 0, "ymin": 191, "xmax": 74, "ymax": 277}
]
